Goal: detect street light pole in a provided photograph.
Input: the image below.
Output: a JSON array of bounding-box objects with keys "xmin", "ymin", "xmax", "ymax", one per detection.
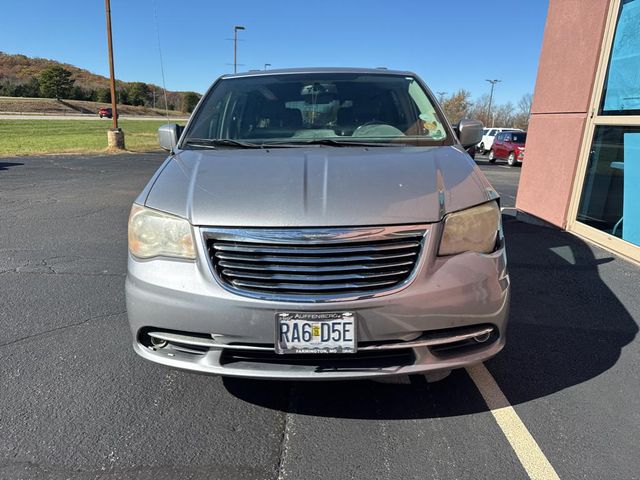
[
  {"xmin": 485, "ymin": 79, "xmax": 501, "ymax": 127},
  {"xmin": 233, "ymin": 25, "xmax": 245, "ymax": 74},
  {"xmin": 104, "ymin": 0, "xmax": 124, "ymax": 149}
]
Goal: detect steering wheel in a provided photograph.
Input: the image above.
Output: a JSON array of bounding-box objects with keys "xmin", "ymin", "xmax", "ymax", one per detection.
[
  {"xmin": 352, "ymin": 121, "xmax": 404, "ymax": 138},
  {"xmin": 357, "ymin": 120, "xmax": 386, "ymax": 128}
]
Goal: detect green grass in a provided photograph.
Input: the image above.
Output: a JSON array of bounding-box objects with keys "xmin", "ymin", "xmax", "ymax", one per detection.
[{"xmin": 0, "ymin": 119, "xmax": 180, "ymax": 156}]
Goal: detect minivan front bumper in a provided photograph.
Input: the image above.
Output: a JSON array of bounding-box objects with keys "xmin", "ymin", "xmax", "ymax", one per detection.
[{"xmin": 126, "ymin": 223, "xmax": 510, "ymax": 380}]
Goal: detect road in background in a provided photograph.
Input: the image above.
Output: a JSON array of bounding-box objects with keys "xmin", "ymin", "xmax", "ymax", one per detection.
[{"xmin": 0, "ymin": 154, "xmax": 637, "ymax": 480}]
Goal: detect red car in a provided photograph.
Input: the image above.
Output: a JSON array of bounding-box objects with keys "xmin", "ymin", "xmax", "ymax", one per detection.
[
  {"xmin": 488, "ymin": 131, "xmax": 526, "ymax": 166},
  {"xmin": 98, "ymin": 107, "xmax": 118, "ymax": 119}
]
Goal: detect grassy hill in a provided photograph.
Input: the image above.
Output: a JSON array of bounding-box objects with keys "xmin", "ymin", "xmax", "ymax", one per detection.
[
  {"xmin": 0, "ymin": 51, "xmax": 196, "ymax": 111},
  {"xmin": 1, "ymin": 52, "xmax": 114, "ymax": 90}
]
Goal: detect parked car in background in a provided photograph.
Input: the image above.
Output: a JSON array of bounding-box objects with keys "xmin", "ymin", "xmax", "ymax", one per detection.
[
  {"xmin": 126, "ymin": 67, "xmax": 510, "ymax": 381},
  {"xmin": 489, "ymin": 131, "xmax": 527, "ymax": 166},
  {"xmin": 98, "ymin": 107, "xmax": 118, "ymax": 119},
  {"xmin": 477, "ymin": 127, "xmax": 523, "ymax": 154}
]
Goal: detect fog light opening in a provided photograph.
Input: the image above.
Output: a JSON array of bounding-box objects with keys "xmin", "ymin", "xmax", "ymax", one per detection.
[
  {"xmin": 474, "ymin": 331, "xmax": 492, "ymax": 343},
  {"xmin": 149, "ymin": 336, "xmax": 168, "ymax": 349}
]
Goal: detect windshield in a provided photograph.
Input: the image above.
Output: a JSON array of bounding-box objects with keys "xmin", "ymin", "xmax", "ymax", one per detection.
[
  {"xmin": 183, "ymin": 73, "xmax": 449, "ymax": 147},
  {"xmin": 512, "ymin": 133, "xmax": 527, "ymax": 143}
]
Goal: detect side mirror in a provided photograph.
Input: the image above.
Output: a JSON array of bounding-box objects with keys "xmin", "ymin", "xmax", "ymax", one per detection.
[
  {"xmin": 457, "ymin": 119, "xmax": 484, "ymax": 148},
  {"xmin": 158, "ymin": 124, "xmax": 184, "ymax": 151}
]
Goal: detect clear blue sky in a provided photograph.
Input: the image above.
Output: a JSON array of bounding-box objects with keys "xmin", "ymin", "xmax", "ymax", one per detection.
[{"xmin": 0, "ymin": 0, "xmax": 549, "ymax": 104}]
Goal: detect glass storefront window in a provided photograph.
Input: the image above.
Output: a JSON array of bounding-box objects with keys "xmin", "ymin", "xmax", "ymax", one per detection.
[
  {"xmin": 601, "ymin": 0, "xmax": 640, "ymax": 115},
  {"xmin": 577, "ymin": 126, "xmax": 640, "ymax": 246},
  {"xmin": 576, "ymin": 0, "xmax": 640, "ymax": 255}
]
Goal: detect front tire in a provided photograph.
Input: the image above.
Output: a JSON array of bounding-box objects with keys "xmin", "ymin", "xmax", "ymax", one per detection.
[
  {"xmin": 488, "ymin": 150, "xmax": 496, "ymax": 163},
  {"xmin": 507, "ymin": 152, "xmax": 516, "ymax": 166}
]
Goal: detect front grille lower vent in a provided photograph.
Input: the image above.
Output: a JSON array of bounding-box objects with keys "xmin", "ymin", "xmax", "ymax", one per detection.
[
  {"xmin": 219, "ymin": 347, "xmax": 415, "ymax": 369},
  {"xmin": 204, "ymin": 228, "xmax": 426, "ymax": 301}
]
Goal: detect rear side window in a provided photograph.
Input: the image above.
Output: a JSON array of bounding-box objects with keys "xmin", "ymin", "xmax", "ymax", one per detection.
[
  {"xmin": 512, "ymin": 133, "xmax": 527, "ymax": 143},
  {"xmin": 489, "ymin": 129, "xmax": 497, "ymax": 136}
]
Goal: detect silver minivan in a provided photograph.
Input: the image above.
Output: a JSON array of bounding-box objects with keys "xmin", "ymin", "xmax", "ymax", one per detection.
[{"xmin": 126, "ymin": 68, "xmax": 510, "ymax": 380}]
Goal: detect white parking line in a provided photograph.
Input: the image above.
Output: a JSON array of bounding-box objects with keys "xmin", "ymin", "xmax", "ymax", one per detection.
[{"xmin": 466, "ymin": 364, "xmax": 560, "ymax": 480}]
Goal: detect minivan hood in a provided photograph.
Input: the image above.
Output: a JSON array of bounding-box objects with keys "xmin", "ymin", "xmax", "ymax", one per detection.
[{"xmin": 144, "ymin": 146, "xmax": 495, "ymax": 227}]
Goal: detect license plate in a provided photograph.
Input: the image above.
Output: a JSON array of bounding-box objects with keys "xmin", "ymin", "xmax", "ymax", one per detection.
[{"xmin": 275, "ymin": 312, "xmax": 356, "ymax": 354}]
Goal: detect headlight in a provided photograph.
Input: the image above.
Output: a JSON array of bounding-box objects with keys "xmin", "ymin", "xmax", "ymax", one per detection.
[
  {"xmin": 438, "ymin": 201, "xmax": 501, "ymax": 256},
  {"xmin": 128, "ymin": 204, "xmax": 196, "ymax": 259}
]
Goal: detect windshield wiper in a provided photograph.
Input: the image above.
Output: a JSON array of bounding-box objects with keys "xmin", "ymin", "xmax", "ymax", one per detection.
[
  {"xmin": 269, "ymin": 138, "xmax": 401, "ymax": 147},
  {"xmin": 183, "ymin": 138, "xmax": 402, "ymax": 150},
  {"xmin": 182, "ymin": 138, "xmax": 263, "ymax": 149}
]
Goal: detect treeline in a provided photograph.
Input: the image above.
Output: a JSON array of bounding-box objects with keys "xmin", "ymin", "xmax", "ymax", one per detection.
[
  {"xmin": 440, "ymin": 90, "xmax": 533, "ymax": 130},
  {"xmin": 0, "ymin": 65, "xmax": 201, "ymax": 113}
]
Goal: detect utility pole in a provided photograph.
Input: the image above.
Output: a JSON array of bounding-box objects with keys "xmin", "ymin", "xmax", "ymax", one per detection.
[
  {"xmin": 264, "ymin": 63, "xmax": 271, "ymax": 70},
  {"xmin": 233, "ymin": 25, "xmax": 245, "ymax": 74},
  {"xmin": 485, "ymin": 79, "xmax": 501, "ymax": 127},
  {"xmin": 104, "ymin": 0, "xmax": 124, "ymax": 148},
  {"xmin": 436, "ymin": 91, "xmax": 448, "ymax": 104}
]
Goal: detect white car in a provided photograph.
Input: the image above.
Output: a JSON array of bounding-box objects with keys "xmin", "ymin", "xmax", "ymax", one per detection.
[{"xmin": 477, "ymin": 127, "xmax": 523, "ymax": 154}]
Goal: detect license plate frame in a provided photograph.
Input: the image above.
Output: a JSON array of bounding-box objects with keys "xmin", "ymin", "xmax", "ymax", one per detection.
[{"xmin": 275, "ymin": 312, "xmax": 357, "ymax": 354}]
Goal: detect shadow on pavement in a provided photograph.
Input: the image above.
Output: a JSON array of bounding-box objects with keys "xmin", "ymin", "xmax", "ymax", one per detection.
[
  {"xmin": 225, "ymin": 217, "xmax": 637, "ymax": 418},
  {"xmin": 0, "ymin": 162, "xmax": 24, "ymax": 171},
  {"xmin": 483, "ymin": 217, "xmax": 637, "ymax": 405}
]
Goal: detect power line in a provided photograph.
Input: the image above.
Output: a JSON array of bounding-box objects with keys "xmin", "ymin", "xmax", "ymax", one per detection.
[{"xmin": 153, "ymin": 0, "xmax": 170, "ymax": 121}]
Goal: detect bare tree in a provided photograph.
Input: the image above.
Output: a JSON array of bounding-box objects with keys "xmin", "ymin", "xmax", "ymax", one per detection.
[
  {"xmin": 513, "ymin": 93, "xmax": 533, "ymax": 129},
  {"xmin": 492, "ymin": 102, "xmax": 516, "ymax": 127},
  {"xmin": 470, "ymin": 94, "xmax": 492, "ymax": 126},
  {"xmin": 518, "ymin": 93, "xmax": 533, "ymax": 117},
  {"xmin": 441, "ymin": 91, "xmax": 531, "ymax": 129}
]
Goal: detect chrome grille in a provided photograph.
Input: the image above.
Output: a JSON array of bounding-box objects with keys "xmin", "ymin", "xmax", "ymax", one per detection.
[{"xmin": 202, "ymin": 226, "xmax": 427, "ymax": 301}]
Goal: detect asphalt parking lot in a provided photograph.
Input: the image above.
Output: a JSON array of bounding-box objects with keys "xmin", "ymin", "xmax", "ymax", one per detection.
[
  {"xmin": 474, "ymin": 154, "xmax": 520, "ymax": 208},
  {"xmin": 1, "ymin": 153, "xmax": 638, "ymax": 480}
]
